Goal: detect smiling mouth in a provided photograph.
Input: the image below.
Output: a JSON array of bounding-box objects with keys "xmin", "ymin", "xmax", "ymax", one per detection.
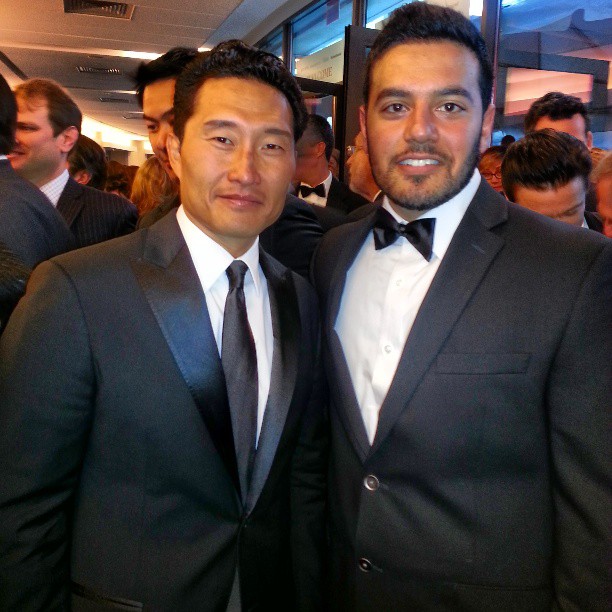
[{"xmin": 399, "ymin": 158, "xmax": 440, "ymax": 167}]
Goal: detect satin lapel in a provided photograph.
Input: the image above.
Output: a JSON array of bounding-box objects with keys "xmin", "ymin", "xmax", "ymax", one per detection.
[
  {"xmin": 131, "ymin": 214, "xmax": 239, "ymax": 493},
  {"xmin": 371, "ymin": 186, "xmax": 508, "ymax": 455},
  {"xmin": 246, "ymin": 250, "xmax": 300, "ymax": 511},
  {"xmin": 56, "ymin": 178, "xmax": 84, "ymax": 228},
  {"xmin": 325, "ymin": 214, "xmax": 376, "ymax": 461}
]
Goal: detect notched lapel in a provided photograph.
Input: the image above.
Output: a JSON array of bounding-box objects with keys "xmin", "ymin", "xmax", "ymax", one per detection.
[
  {"xmin": 247, "ymin": 252, "xmax": 300, "ymax": 511},
  {"xmin": 371, "ymin": 189, "xmax": 507, "ymax": 455},
  {"xmin": 56, "ymin": 178, "xmax": 84, "ymax": 228},
  {"xmin": 132, "ymin": 214, "xmax": 240, "ymax": 493}
]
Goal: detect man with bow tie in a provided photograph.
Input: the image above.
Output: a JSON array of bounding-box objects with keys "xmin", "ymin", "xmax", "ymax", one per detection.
[
  {"xmin": 312, "ymin": 3, "xmax": 611, "ymax": 611},
  {"xmin": 294, "ymin": 114, "xmax": 367, "ymax": 218}
]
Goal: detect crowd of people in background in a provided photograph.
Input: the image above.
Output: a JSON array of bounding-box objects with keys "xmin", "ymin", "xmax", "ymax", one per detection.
[{"xmin": 0, "ymin": 2, "xmax": 610, "ymax": 609}]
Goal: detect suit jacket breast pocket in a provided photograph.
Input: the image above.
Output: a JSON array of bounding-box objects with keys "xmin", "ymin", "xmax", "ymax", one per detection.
[{"xmin": 435, "ymin": 353, "xmax": 531, "ymax": 375}]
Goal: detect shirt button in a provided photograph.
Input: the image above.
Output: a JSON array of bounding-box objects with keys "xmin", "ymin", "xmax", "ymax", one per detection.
[
  {"xmin": 364, "ymin": 475, "xmax": 379, "ymax": 491},
  {"xmin": 384, "ymin": 345, "xmax": 392, "ymax": 354},
  {"xmin": 358, "ymin": 558, "xmax": 372, "ymax": 572}
]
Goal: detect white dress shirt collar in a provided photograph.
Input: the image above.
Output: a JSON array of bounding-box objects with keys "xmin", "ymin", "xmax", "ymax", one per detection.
[
  {"xmin": 299, "ymin": 171, "xmax": 333, "ymax": 207},
  {"xmin": 176, "ymin": 205, "xmax": 262, "ymax": 295},
  {"xmin": 381, "ymin": 169, "xmax": 481, "ymax": 261},
  {"xmin": 40, "ymin": 169, "xmax": 70, "ymax": 207}
]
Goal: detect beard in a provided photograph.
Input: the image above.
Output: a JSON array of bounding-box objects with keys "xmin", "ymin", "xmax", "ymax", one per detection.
[{"xmin": 371, "ymin": 138, "xmax": 481, "ymax": 212}]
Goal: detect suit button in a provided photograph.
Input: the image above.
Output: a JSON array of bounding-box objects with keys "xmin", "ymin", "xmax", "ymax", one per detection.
[
  {"xmin": 358, "ymin": 558, "xmax": 372, "ymax": 572},
  {"xmin": 364, "ymin": 475, "xmax": 379, "ymax": 491}
]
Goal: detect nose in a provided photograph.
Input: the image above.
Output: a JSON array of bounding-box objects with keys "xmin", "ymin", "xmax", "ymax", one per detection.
[
  {"xmin": 404, "ymin": 103, "xmax": 436, "ymax": 143},
  {"xmin": 152, "ymin": 123, "xmax": 172, "ymax": 159},
  {"xmin": 227, "ymin": 145, "xmax": 260, "ymax": 185}
]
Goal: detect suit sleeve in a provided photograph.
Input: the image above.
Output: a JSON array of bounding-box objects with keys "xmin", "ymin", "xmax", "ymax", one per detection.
[
  {"xmin": 0, "ymin": 260, "xmax": 95, "ymax": 610},
  {"xmin": 289, "ymin": 285, "xmax": 329, "ymax": 611},
  {"xmin": 547, "ymin": 242, "xmax": 612, "ymax": 611}
]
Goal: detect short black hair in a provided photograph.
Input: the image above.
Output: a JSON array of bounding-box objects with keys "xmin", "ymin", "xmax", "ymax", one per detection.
[
  {"xmin": 501, "ymin": 129, "xmax": 592, "ymax": 202},
  {"xmin": 173, "ymin": 40, "xmax": 307, "ymax": 143},
  {"xmin": 68, "ymin": 135, "xmax": 108, "ymax": 190},
  {"xmin": 302, "ymin": 114, "xmax": 334, "ymax": 161},
  {"xmin": 0, "ymin": 74, "xmax": 16, "ymax": 155},
  {"xmin": 524, "ymin": 91, "xmax": 590, "ymax": 134},
  {"xmin": 364, "ymin": 2, "xmax": 493, "ymax": 113},
  {"xmin": 134, "ymin": 47, "xmax": 200, "ymax": 108}
]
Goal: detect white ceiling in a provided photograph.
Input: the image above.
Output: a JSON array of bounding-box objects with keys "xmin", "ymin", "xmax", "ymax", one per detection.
[{"xmin": 0, "ymin": 0, "xmax": 296, "ymax": 137}]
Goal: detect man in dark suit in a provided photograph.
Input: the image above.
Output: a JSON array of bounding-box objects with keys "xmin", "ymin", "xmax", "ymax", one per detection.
[
  {"xmin": 502, "ymin": 129, "xmax": 603, "ymax": 232},
  {"xmin": 313, "ymin": 4, "xmax": 611, "ymax": 611},
  {"xmin": 11, "ymin": 79, "xmax": 137, "ymax": 248},
  {"xmin": 295, "ymin": 114, "xmax": 368, "ymax": 221},
  {"xmin": 135, "ymin": 48, "xmax": 323, "ymax": 274},
  {"xmin": 0, "ymin": 41, "xmax": 326, "ymax": 611}
]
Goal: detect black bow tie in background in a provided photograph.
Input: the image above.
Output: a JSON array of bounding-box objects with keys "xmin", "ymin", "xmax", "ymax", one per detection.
[
  {"xmin": 373, "ymin": 207, "xmax": 435, "ymax": 261},
  {"xmin": 300, "ymin": 183, "xmax": 326, "ymax": 198}
]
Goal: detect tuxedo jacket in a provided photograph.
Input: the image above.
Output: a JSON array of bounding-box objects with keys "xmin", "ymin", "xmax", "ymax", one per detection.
[
  {"xmin": 585, "ymin": 210, "xmax": 603, "ymax": 233},
  {"xmin": 0, "ymin": 160, "xmax": 74, "ymax": 267},
  {"xmin": 326, "ymin": 177, "xmax": 369, "ymax": 215},
  {"xmin": 57, "ymin": 177, "xmax": 137, "ymax": 248},
  {"xmin": 313, "ymin": 182, "xmax": 611, "ymax": 611},
  {"xmin": 0, "ymin": 213, "xmax": 327, "ymax": 611}
]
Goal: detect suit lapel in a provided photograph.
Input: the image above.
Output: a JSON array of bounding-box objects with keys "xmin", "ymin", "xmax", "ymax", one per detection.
[
  {"xmin": 246, "ymin": 250, "xmax": 300, "ymax": 511},
  {"xmin": 131, "ymin": 213, "xmax": 240, "ymax": 493},
  {"xmin": 325, "ymin": 214, "xmax": 376, "ymax": 461},
  {"xmin": 56, "ymin": 177, "xmax": 84, "ymax": 229},
  {"xmin": 371, "ymin": 185, "xmax": 508, "ymax": 455}
]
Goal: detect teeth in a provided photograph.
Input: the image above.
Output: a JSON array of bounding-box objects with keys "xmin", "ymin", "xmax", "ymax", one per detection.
[{"xmin": 400, "ymin": 159, "xmax": 439, "ymax": 166}]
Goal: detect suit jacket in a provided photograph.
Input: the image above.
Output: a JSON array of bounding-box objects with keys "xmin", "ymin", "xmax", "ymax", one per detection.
[
  {"xmin": 139, "ymin": 193, "xmax": 323, "ymax": 279},
  {"xmin": 0, "ymin": 212, "xmax": 327, "ymax": 611},
  {"xmin": 313, "ymin": 182, "xmax": 611, "ymax": 611},
  {"xmin": 57, "ymin": 177, "xmax": 137, "ymax": 248},
  {"xmin": 0, "ymin": 160, "xmax": 74, "ymax": 267},
  {"xmin": 326, "ymin": 177, "xmax": 369, "ymax": 215},
  {"xmin": 585, "ymin": 210, "xmax": 603, "ymax": 233}
]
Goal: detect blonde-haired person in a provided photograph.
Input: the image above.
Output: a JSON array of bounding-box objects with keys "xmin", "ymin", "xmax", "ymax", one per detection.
[{"xmin": 130, "ymin": 155, "xmax": 179, "ymax": 218}]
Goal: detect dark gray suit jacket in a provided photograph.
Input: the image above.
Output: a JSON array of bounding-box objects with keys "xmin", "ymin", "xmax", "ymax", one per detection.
[
  {"xmin": 326, "ymin": 177, "xmax": 369, "ymax": 215},
  {"xmin": 313, "ymin": 181, "xmax": 611, "ymax": 611},
  {"xmin": 57, "ymin": 177, "xmax": 137, "ymax": 247},
  {"xmin": 0, "ymin": 213, "xmax": 327, "ymax": 611}
]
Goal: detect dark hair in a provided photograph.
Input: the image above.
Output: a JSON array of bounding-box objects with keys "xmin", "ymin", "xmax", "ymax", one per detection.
[
  {"xmin": 105, "ymin": 160, "xmax": 132, "ymax": 199},
  {"xmin": 302, "ymin": 114, "xmax": 334, "ymax": 161},
  {"xmin": 134, "ymin": 47, "xmax": 200, "ymax": 108},
  {"xmin": 173, "ymin": 40, "xmax": 307, "ymax": 143},
  {"xmin": 524, "ymin": 91, "xmax": 590, "ymax": 134},
  {"xmin": 501, "ymin": 129, "xmax": 592, "ymax": 201},
  {"xmin": 364, "ymin": 2, "xmax": 493, "ymax": 113},
  {"xmin": 0, "ymin": 74, "xmax": 16, "ymax": 155},
  {"xmin": 479, "ymin": 145, "xmax": 506, "ymax": 164},
  {"xmin": 14, "ymin": 78, "xmax": 82, "ymax": 136},
  {"xmin": 500, "ymin": 134, "xmax": 515, "ymax": 148},
  {"xmin": 68, "ymin": 135, "xmax": 108, "ymax": 190}
]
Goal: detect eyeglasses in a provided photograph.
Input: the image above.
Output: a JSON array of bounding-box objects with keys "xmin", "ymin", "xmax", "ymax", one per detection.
[
  {"xmin": 481, "ymin": 171, "xmax": 502, "ymax": 180},
  {"xmin": 345, "ymin": 144, "xmax": 363, "ymax": 159}
]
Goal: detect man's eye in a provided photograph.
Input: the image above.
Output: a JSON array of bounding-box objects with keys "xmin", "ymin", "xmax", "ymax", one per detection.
[
  {"xmin": 439, "ymin": 102, "xmax": 463, "ymax": 113},
  {"xmin": 145, "ymin": 124, "xmax": 158, "ymax": 133},
  {"xmin": 383, "ymin": 103, "xmax": 405, "ymax": 114},
  {"xmin": 264, "ymin": 143, "xmax": 283, "ymax": 150},
  {"xmin": 213, "ymin": 137, "xmax": 232, "ymax": 145}
]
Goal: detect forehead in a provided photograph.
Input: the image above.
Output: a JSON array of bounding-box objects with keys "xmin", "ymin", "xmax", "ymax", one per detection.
[
  {"xmin": 515, "ymin": 176, "xmax": 586, "ymax": 212},
  {"xmin": 142, "ymin": 78, "xmax": 176, "ymax": 115},
  {"xmin": 369, "ymin": 41, "xmax": 482, "ymax": 100},
  {"xmin": 16, "ymin": 95, "xmax": 49, "ymax": 117},
  {"xmin": 534, "ymin": 114, "xmax": 587, "ymax": 141}
]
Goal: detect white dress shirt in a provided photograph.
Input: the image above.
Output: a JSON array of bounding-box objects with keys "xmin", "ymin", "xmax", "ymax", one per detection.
[
  {"xmin": 176, "ymin": 205, "xmax": 273, "ymax": 443},
  {"xmin": 299, "ymin": 171, "xmax": 333, "ymax": 208},
  {"xmin": 335, "ymin": 170, "xmax": 481, "ymax": 443},
  {"xmin": 40, "ymin": 169, "xmax": 70, "ymax": 207}
]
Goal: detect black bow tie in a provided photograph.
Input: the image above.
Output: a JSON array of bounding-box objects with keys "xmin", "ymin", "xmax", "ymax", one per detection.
[
  {"xmin": 300, "ymin": 183, "xmax": 326, "ymax": 198},
  {"xmin": 373, "ymin": 207, "xmax": 435, "ymax": 261}
]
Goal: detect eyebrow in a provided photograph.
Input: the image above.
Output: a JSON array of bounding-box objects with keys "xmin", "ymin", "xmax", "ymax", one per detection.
[
  {"xmin": 202, "ymin": 119, "xmax": 292, "ymax": 139},
  {"xmin": 375, "ymin": 87, "xmax": 475, "ymax": 104},
  {"xmin": 142, "ymin": 109, "xmax": 174, "ymax": 123}
]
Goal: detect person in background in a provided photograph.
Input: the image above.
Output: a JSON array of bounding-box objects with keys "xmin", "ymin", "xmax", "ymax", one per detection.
[
  {"xmin": 502, "ymin": 129, "xmax": 601, "ymax": 231},
  {"xmin": 591, "ymin": 151, "xmax": 612, "ymax": 238},
  {"xmin": 312, "ymin": 3, "xmax": 611, "ymax": 609},
  {"xmin": 500, "ymin": 134, "xmax": 515, "ymax": 148},
  {"xmin": 329, "ymin": 147, "xmax": 340, "ymax": 179},
  {"xmin": 105, "ymin": 160, "xmax": 133, "ymax": 199},
  {"xmin": 67, "ymin": 134, "xmax": 107, "ymax": 190},
  {"xmin": 478, "ymin": 145, "xmax": 506, "ymax": 195},
  {"xmin": 0, "ymin": 40, "xmax": 327, "ymax": 611},
  {"xmin": 130, "ymin": 155, "xmax": 179, "ymax": 218},
  {"xmin": 10, "ymin": 79, "xmax": 137, "ymax": 247},
  {"xmin": 345, "ymin": 133, "xmax": 381, "ymax": 203}
]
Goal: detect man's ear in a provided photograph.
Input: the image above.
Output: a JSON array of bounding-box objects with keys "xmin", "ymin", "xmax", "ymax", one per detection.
[
  {"xmin": 479, "ymin": 103, "xmax": 496, "ymax": 154},
  {"xmin": 359, "ymin": 105, "xmax": 368, "ymax": 154},
  {"xmin": 167, "ymin": 132, "xmax": 182, "ymax": 181},
  {"xmin": 72, "ymin": 169, "xmax": 91, "ymax": 186},
  {"xmin": 58, "ymin": 126, "xmax": 79, "ymax": 154},
  {"xmin": 315, "ymin": 141, "xmax": 326, "ymax": 159}
]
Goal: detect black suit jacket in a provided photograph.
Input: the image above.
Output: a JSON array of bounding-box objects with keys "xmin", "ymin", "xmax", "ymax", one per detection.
[
  {"xmin": 57, "ymin": 177, "xmax": 137, "ymax": 247},
  {"xmin": 0, "ymin": 160, "xmax": 74, "ymax": 267},
  {"xmin": 0, "ymin": 213, "xmax": 327, "ymax": 611},
  {"xmin": 326, "ymin": 177, "xmax": 369, "ymax": 215},
  {"xmin": 585, "ymin": 210, "xmax": 603, "ymax": 233},
  {"xmin": 313, "ymin": 182, "xmax": 611, "ymax": 611}
]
